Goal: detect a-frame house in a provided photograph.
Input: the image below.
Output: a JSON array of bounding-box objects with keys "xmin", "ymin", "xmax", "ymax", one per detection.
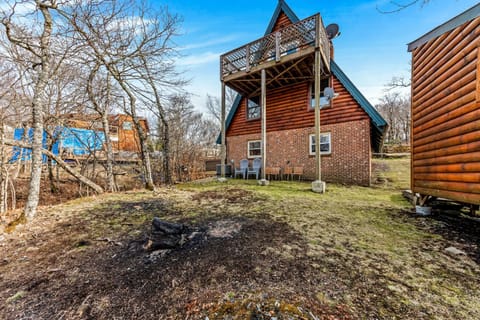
[{"xmin": 219, "ymin": 0, "xmax": 387, "ymax": 186}]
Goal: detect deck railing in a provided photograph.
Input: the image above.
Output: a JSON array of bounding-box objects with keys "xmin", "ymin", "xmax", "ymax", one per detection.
[{"xmin": 220, "ymin": 14, "xmax": 330, "ymax": 79}]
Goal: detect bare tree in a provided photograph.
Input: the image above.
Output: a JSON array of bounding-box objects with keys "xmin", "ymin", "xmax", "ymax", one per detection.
[
  {"xmin": 161, "ymin": 94, "xmax": 217, "ymax": 181},
  {"xmin": 205, "ymin": 89, "xmax": 236, "ymax": 124},
  {"xmin": 386, "ymin": 76, "xmax": 411, "ymax": 89},
  {"xmin": 375, "ymin": 92, "xmax": 410, "ymax": 145},
  {"xmin": 1, "ymin": 0, "xmax": 56, "ymax": 219},
  {"xmin": 57, "ymin": 0, "xmax": 184, "ymax": 190},
  {"xmin": 1, "ymin": 1, "xmax": 106, "ymax": 219},
  {"xmin": 86, "ymin": 61, "xmax": 117, "ymax": 192},
  {"xmin": 377, "ymin": 0, "xmax": 431, "ymax": 13}
]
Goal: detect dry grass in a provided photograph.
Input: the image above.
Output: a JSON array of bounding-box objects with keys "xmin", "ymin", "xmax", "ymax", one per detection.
[{"xmin": 1, "ymin": 158, "xmax": 479, "ymax": 319}]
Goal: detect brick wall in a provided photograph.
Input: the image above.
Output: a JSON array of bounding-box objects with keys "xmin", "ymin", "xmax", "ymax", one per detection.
[{"xmin": 226, "ymin": 119, "xmax": 371, "ymax": 186}]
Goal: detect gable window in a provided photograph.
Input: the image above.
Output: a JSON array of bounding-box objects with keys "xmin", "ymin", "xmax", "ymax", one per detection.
[
  {"xmin": 122, "ymin": 121, "xmax": 133, "ymax": 130},
  {"xmin": 248, "ymin": 140, "xmax": 261, "ymax": 158},
  {"xmin": 247, "ymin": 97, "xmax": 260, "ymax": 120},
  {"xmin": 310, "ymin": 78, "xmax": 331, "ymax": 109},
  {"xmin": 309, "ymin": 133, "xmax": 331, "ymax": 155}
]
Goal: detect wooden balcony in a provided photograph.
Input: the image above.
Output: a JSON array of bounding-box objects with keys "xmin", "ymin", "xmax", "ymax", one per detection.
[{"xmin": 220, "ymin": 14, "xmax": 331, "ymax": 96}]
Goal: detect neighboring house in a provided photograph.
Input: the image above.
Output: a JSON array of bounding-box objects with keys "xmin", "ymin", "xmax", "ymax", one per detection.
[
  {"xmin": 12, "ymin": 127, "xmax": 105, "ymax": 162},
  {"xmin": 11, "ymin": 113, "xmax": 149, "ymax": 162},
  {"xmin": 408, "ymin": 4, "xmax": 480, "ymax": 206},
  {"xmin": 62, "ymin": 113, "xmax": 149, "ymax": 153},
  {"xmin": 220, "ymin": 0, "xmax": 387, "ymax": 186}
]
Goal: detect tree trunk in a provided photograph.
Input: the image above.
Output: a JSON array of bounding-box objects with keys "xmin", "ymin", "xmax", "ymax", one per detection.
[
  {"xmin": 0, "ymin": 122, "xmax": 6, "ymax": 214},
  {"xmin": 162, "ymin": 123, "xmax": 171, "ymax": 184},
  {"xmin": 103, "ymin": 74, "xmax": 116, "ymax": 192},
  {"xmin": 102, "ymin": 112, "xmax": 116, "ymax": 192},
  {"xmin": 123, "ymin": 88, "xmax": 155, "ymax": 190},
  {"xmin": 87, "ymin": 62, "xmax": 116, "ymax": 192},
  {"xmin": 24, "ymin": 3, "xmax": 53, "ymax": 220},
  {"xmin": 47, "ymin": 141, "xmax": 58, "ymax": 194},
  {"xmin": 139, "ymin": 56, "xmax": 172, "ymax": 184}
]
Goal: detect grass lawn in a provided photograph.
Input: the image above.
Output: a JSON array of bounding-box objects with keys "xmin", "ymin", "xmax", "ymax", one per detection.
[{"xmin": 0, "ymin": 158, "xmax": 479, "ymax": 319}]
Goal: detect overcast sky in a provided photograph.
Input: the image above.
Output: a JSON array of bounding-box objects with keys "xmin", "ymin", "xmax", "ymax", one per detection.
[{"xmin": 155, "ymin": 0, "xmax": 479, "ymax": 110}]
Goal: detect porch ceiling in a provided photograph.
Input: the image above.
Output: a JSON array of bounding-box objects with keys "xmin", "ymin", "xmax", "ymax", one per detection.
[{"xmin": 223, "ymin": 50, "xmax": 327, "ymax": 97}]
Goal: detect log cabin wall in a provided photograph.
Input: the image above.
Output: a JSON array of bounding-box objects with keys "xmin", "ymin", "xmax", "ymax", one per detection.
[
  {"xmin": 226, "ymin": 75, "xmax": 370, "ymax": 137},
  {"xmin": 115, "ymin": 115, "xmax": 149, "ymax": 153},
  {"xmin": 410, "ymin": 15, "xmax": 480, "ymax": 204},
  {"xmin": 272, "ymin": 12, "xmax": 293, "ymax": 31}
]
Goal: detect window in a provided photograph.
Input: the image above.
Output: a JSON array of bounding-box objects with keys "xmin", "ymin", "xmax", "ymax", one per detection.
[
  {"xmin": 122, "ymin": 121, "xmax": 133, "ymax": 130},
  {"xmin": 247, "ymin": 97, "xmax": 260, "ymax": 120},
  {"xmin": 310, "ymin": 79, "xmax": 331, "ymax": 109},
  {"xmin": 309, "ymin": 133, "xmax": 331, "ymax": 155},
  {"xmin": 248, "ymin": 140, "xmax": 261, "ymax": 158}
]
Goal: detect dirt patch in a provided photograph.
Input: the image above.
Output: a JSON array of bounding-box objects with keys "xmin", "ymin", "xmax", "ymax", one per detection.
[
  {"xmin": 0, "ymin": 202, "xmax": 352, "ymax": 319},
  {"xmin": 191, "ymin": 188, "xmax": 261, "ymax": 204},
  {"xmin": 401, "ymin": 209, "xmax": 480, "ymax": 264},
  {"xmin": 14, "ymin": 177, "xmax": 81, "ymax": 209}
]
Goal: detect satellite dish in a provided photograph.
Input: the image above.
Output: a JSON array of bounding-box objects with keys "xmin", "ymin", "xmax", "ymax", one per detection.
[
  {"xmin": 324, "ymin": 87, "xmax": 335, "ymax": 99},
  {"xmin": 325, "ymin": 23, "xmax": 340, "ymax": 40}
]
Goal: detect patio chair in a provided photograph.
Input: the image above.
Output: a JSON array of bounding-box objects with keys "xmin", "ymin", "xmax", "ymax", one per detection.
[
  {"xmin": 292, "ymin": 166, "xmax": 304, "ymax": 181},
  {"xmin": 283, "ymin": 167, "xmax": 293, "ymax": 180},
  {"xmin": 234, "ymin": 159, "xmax": 249, "ymax": 179},
  {"xmin": 265, "ymin": 167, "xmax": 281, "ymax": 180},
  {"xmin": 247, "ymin": 158, "xmax": 262, "ymax": 180}
]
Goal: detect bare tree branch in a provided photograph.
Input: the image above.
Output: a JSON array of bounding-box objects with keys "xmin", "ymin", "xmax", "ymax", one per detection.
[{"xmin": 377, "ymin": 0, "xmax": 430, "ymax": 14}]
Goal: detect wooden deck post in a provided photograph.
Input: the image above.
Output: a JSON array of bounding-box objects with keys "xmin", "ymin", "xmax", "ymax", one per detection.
[
  {"xmin": 275, "ymin": 32, "xmax": 281, "ymax": 62},
  {"xmin": 218, "ymin": 81, "xmax": 227, "ymax": 182},
  {"xmin": 259, "ymin": 69, "xmax": 269, "ymax": 186},
  {"xmin": 246, "ymin": 45, "xmax": 250, "ymax": 72},
  {"xmin": 312, "ymin": 47, "xmax": 325, "ymax": 193}
]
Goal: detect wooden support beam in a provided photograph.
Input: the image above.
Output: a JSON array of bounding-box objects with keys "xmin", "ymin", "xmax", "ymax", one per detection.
[
  {"xmin": 275, "ymin": 32, "xmax": 281, "ymax": 62},
  {"xmin": 261, "ymin": 69, "xmax": 267, "ymax": 183},
  {"xmin": 220, "ymin": 81, "xmax": 226, "ymax": 180},
  {"xmin": 246, "ymin": 45, "xmax": 251, "ymax": 73},
  {"xmin": 314, "ymin": 49, "xmax": 321, "ymax": 181},
  {"xmin": 250, "ymin": 57, "xmax": 309, "ymax": 96}
]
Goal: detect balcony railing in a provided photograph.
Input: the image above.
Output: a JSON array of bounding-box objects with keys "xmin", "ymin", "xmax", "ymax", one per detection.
[{"xmin": 220, "ymin": 14, "xmax": 330, "ymax": 79}]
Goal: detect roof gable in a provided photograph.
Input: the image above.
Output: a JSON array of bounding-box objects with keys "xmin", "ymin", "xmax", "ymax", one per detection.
[
  {"xmin": 219, "ymin": 1, "xmax": 387, "ymax": 150},
  {"xmin": 264, "ymin": 0, "xmax": 300, "ymax": 35}
]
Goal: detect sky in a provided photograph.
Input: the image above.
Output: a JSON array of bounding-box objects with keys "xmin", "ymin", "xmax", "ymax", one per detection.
[{"xmin": 155, "ymin": 0, "xmax": 479, "ymax": 111}]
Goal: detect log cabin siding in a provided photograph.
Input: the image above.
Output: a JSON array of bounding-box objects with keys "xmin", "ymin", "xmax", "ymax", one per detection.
[
  {"xmin": 272, "ymin": 12, "xmax": 293, "ymax": 31},
  {"xmin": 226, "ymin": 75, "xmax": 370, "ymax": 137},
  {"xmin": 411, "ymin": 15, "xmax": 480, "ymax": 204}
]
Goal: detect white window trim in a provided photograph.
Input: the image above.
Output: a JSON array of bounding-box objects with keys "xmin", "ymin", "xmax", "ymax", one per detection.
[
  {"xmin": 247, "ymin": 140, "xmax": 262, "ymax": 159},
  {"xmin": 309, "ymin": 133, "xmax": 331, "ymax": 156}
]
